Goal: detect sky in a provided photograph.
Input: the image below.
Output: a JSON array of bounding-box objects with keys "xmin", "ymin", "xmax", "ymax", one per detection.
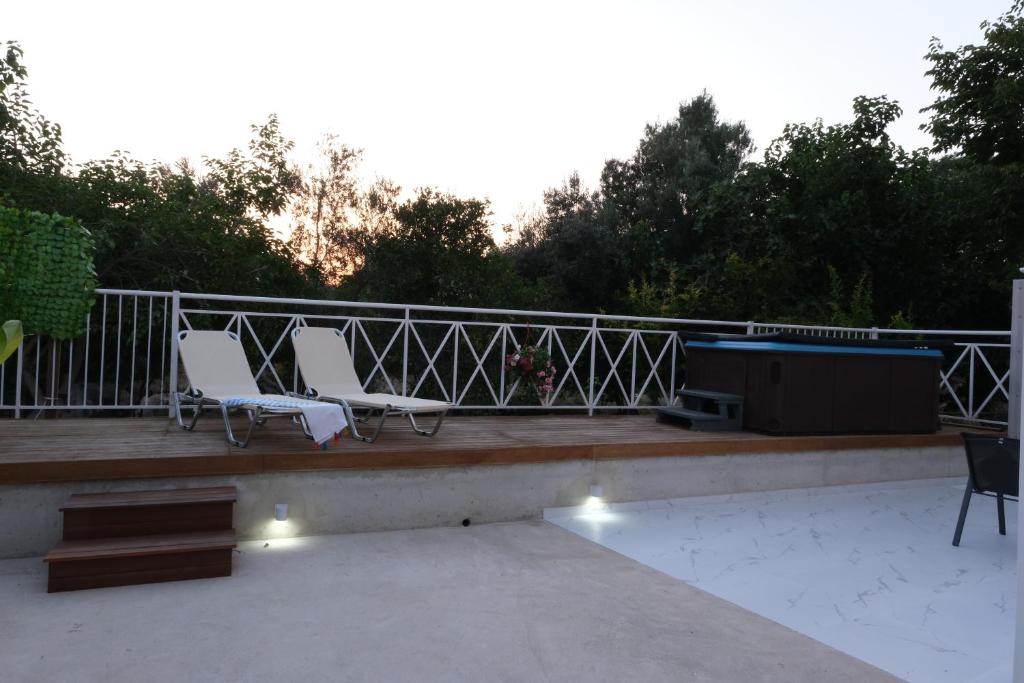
[{"xmin": 4, "ymin": 0, "xmax": 1012, "ymax": 232}]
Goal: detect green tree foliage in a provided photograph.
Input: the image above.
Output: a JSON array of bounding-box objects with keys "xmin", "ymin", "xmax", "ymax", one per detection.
[
  {"xmin": 0, "ymin": 41, "xmax": 65, "ymax": 180},
  {"xmin": 507, "ymin": 174, "xmax": 624, "ymax": 311},
  {"xmin": 601, "ymin": 92, "xmax": 754, "ymax": 268},
  {"xmin": 3, "ymin": 132, "xmax": 312, "ymax": 295},
  {"xmin": 0, "ymin": 205, "xmax": 96, "ymax": 338},
  {"xmin": 4, "ymin": 3, "xmax": 1024, "ymax": 337},
  {"xmin": 204, "ymin": 114, "xmax": 302, "ymax": 218},
  {"xmin": 288, "ymin": 135, "xmax": 363, "ymax": 286},
  {"xmin": 0, "ymin": 43, "xmax": 311, "ymax": 297},
  {"xmin": 509, "ymin": 3, "xmax": 1024, "ymax": 330},
  {"xmin": 349, "ymin": 188, "xmax": 545, "ymax": 308},
  {"xmin": 923, "ymin": 1, "xmax": 1024, "ymax": 163},
  {"xmin": 692, "ymin": 96, "xmax": 935, "ymax": 323},
  {"xmin": 288, "ymin": 137, "xmax": 401, "ymax": 287},
  {"xmin": 508, "ymin": 94, "xmax": 755, "ymax": 315}
]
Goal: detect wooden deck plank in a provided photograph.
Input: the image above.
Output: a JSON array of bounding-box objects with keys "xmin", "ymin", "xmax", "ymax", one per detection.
[{"xmin": 0, "ymin": 415, "xmax": 977, "ymax": 484}]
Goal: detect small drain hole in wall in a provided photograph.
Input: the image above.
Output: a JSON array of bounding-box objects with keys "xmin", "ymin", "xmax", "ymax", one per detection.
[{"xmin": 462, "ymin": 518, "xmax": 471, "ymax": 527}]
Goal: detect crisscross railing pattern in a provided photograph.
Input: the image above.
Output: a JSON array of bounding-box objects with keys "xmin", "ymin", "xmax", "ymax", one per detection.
[
  {"xmin": 938, "ymin": 343, "xmax": 1010, "ymax": 426},
  {"xmin": 0, "ymin": 288, "xmax": 1012, "ymax": 426}
]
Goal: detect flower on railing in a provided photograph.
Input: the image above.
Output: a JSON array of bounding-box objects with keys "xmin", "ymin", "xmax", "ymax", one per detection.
[{"xmin": 505, "ymin": 345, "xmax": 556, "ymax": 403}]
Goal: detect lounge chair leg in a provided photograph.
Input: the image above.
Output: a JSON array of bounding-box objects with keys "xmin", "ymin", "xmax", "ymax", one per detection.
[
  {"xmin": 997, "ymin": 493, "xmax": 1006, "ymax": 535},
  {"xmin": 174, "ymin": 393, "xmax": 204, "ymax": 431},
  {"xmin": 952, "ymin": 479, "xmax": 973, "ymax": 547},
  {"xmin": 295, "ymin": 413, "xmax": 313, "ymax": 439},
  {"xmin": 343, "ymin": 404, "xmax": 387, "ymax": 443},
  {"xmin": 220, "ymin": 404, "xmax": 252, "ymax": 448},
  {"xmin": 407, "ymin": 412, "xmax": 446, "ymax": 437}
]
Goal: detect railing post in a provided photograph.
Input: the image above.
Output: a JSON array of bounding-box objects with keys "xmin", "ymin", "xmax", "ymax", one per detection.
[
  {"xmin": 588, "ymin": 317, "xmax": 598, "ymax": 416},
  {"xmin": 746, "ymin": 321, "xmax": 755, "ymax": 335},
  {"xmin": 402, "ymin": 308, "xmax": 410, "ymax": 397},
  {"xmin": 630, "ymin": 330, "xmax": 638, "ymax": 407},
  {"xmin": 14, "ymin": 343, "xmax": 23, "ymax": 419},
  {"xmin": 870, "ymin": 327, "xmax": 879, "ymax": 340},
  {"xmin": 452, "ymin": 323, "xmax": 460, "ymax": 406},
  {"xmin": 1009, "ymin": 280, "xmax": 1023, "ymax": 438},
  {"xmin": 167, "ymin": 290, "xmax": 181, "ymax": 418},
  {"xmin": 968, "ymin": 345, "xmax": 976, "ymax": 419},
  {"xmin": 499, "ymin": 324, "xmax": 507, "ymax": 407},
  {"xmin": 669, "ymin": 331, "xmax": 678, "ymax": 405}
]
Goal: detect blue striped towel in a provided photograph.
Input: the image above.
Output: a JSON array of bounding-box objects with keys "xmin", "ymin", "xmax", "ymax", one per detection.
[{"xmin": 221, "ymin": 395, "xmax": 346, "ymax": 445}]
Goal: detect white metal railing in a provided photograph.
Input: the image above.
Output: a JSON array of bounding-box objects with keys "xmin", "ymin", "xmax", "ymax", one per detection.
[{"xmin": 0, "ymin": 288, "xmax": 1012, "ymax": 425}]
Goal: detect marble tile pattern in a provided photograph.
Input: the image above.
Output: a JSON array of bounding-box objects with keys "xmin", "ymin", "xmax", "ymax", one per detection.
[{"xmin": 545, "ymin": 478, "xmax": 1015, "ymax": 683}]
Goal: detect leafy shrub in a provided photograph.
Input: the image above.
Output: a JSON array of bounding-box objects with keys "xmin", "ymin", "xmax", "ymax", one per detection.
[{"xmin": 0, "ymin": 205, "xmax": 96, "ymax": 339}]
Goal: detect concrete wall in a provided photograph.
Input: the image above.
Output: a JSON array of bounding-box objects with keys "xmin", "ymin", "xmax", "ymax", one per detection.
[{"xmin": 0, "ymin": 444, "xmax": 966, "ymax": 559}]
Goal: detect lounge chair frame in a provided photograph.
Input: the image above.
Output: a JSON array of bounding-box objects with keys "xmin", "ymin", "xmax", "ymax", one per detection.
[
  {"xmin": 175, "ymin": 389, "xmax": 312, "ymax": 448},
  {"xmin": 288, "ymin": 389, "xmax": 446, "ymax": 444},
  {"xmin": 289, "ymin": 327, "xmax": 450, "ymax": 444},
  {"xmin": 174, "ymin": 330, "xmax": 314, "ymax": 448}
]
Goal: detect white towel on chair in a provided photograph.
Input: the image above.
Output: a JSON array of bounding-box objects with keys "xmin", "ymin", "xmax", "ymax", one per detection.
[{"xmin": 220, "ymin": 395, "xmax": 346, "ymax": 445}]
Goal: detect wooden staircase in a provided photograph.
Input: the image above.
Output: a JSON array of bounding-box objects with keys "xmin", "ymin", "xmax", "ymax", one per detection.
[
  {"xmin": 44, "ymin": 486, "xmax": 237, "ymax": 593},
  {"xmin": 656, "ymin": 388, "xmax": 744, "ymax": 431}
]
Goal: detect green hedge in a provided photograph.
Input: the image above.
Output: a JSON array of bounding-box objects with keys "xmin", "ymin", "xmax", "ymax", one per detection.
[{"xmin": 0, "ymin": 205, "xmax": 97, "ymax": 339}]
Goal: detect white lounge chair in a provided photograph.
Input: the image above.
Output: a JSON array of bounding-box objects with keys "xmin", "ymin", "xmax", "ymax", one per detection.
[
  {"xmin": 175, "ymin": 330, "xmax": 345, "ymax": 448},
  {"xmin": 290, "ymin": 326, "xmax": 450, "ymax": 443}
]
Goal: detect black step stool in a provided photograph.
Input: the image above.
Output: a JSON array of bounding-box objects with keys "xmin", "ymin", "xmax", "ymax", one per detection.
[{"xmin": 656, "ymin": 388, "xmax": 743, "ymax": 431}]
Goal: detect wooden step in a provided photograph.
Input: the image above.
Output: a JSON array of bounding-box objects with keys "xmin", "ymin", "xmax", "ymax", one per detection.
[
  {"xmin": 61, "ymin": 487, "xmax": 237, "ymax": 510},
  {"xmin": 45, "ymin": 530, "xmax": 236, "ymax": 592},
  {"xmin": 61, "ymin": 486, "xmax": 236, "ymax": 540}
]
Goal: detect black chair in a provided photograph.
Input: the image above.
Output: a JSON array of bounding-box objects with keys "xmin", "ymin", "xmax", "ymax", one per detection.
[{"xmin": 953, "ymin": 432, "xmax": 1020, "ymax": 547}]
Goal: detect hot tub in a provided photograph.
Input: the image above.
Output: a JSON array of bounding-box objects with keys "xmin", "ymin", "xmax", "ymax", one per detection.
[{"xmin": 683, "ymin": 335, "xmax": 946, "ymax": 435}]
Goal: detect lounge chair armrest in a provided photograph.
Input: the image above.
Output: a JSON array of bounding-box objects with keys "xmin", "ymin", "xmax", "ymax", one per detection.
[
  {"xmin": 176, "ymin": 389, "xmax": 206, "ymax": 406},
  {"xmin": 286, "ymin": 389, "xmax": 318, "ymax": 400}
]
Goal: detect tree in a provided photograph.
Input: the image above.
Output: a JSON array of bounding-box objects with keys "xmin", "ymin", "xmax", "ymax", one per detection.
[
  {"xmin": 351, "ymin": 188, "xmax": 543, "ymax": 308},
  {"xmin": 5, "ymin": 135, "xmax": 312, "ymax": 296},
  {"xmin": 289, "ymin": 137, "xmax": 403, "ymax": 288},
  {"xmin": 0, "ymin": 41, "xmax": 65, "ymax": 182},
  {"xmin": 508, "ymin": 173, "xmax": 625, "ymax": 312},
  {"xmin": 509, "ymin": 93, "xmax": 756, "ymax": 315},
  {"xmin": 0, "ymin": 44, "xmax": 311, "ymax": 296},
  {"xmin": 691, "ymin": 96, "xmax": 934, "ymax": 324},
  {"xmin": 204, "ymin": 114, "xmax": 302, "ymax": 218},
  {"xmin": 354, "ymin": 188, "xmax": 495, "ymax": 305},
  {"xmin": 600, "ymin": 92, "xmax": 754, "ymax": 269},
  {"xmin": 289, "ymin": 135, "xmax": 364, "ymax": 286},
  {"xmin": 923, "ymin": 1, "xmax": 1024, "ymax": 164}
]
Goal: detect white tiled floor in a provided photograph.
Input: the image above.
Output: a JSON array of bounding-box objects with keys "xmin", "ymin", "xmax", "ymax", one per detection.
[{"xmin": 545, "ymin": 478, "xmax": 1016, "ymax": 683}]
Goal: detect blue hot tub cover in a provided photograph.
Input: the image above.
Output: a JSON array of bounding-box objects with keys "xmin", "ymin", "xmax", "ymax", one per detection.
[{"xmin": 680, "ymin": 332, "xmax": 949, "ymax": 358}]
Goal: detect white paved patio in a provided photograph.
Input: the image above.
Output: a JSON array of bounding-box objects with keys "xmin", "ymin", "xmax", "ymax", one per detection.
[
  {"xmin": 0, "ymin": 520, "xmax": 895, "ymax": 682},
  {"xmin": 546, "ymin": 477, "xmax": 1016, "ymax": 683}
]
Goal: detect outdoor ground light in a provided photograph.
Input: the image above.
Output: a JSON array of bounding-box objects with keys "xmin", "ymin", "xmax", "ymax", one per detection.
[
  {"xmin": 584, "ymin": 484, "xmax": 606, "ymax": 509},
  {"xmin": 274, "ymin": 503, "xmax": 288, "ymax": 522}
]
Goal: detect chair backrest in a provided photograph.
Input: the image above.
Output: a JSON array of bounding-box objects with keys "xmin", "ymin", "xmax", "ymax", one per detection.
[
  {"xmin": 291, "ymin": 326, "xmax": 364, "ymax": 395},
  {"xmin": 961, "ymin": 432, "xmax": 1020, "ymax": 497},
  {"xmin": 178, "ymin": 330, "xmax": 261, "ymax": 398}
]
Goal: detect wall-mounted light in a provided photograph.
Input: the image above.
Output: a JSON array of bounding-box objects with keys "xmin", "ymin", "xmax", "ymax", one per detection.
[
  {"xmin": 274, "ymin": 503, "xmax": 289, "ymax": 522},
  {"xmin": 584, "ymin": 483, "xmax": 607, "ymax": 510}
]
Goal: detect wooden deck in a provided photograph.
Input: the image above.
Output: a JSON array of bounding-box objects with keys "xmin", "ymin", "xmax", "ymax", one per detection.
[{"xmin": 0, "ymin": 415, "xmax": 968, "ymax": 484}]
